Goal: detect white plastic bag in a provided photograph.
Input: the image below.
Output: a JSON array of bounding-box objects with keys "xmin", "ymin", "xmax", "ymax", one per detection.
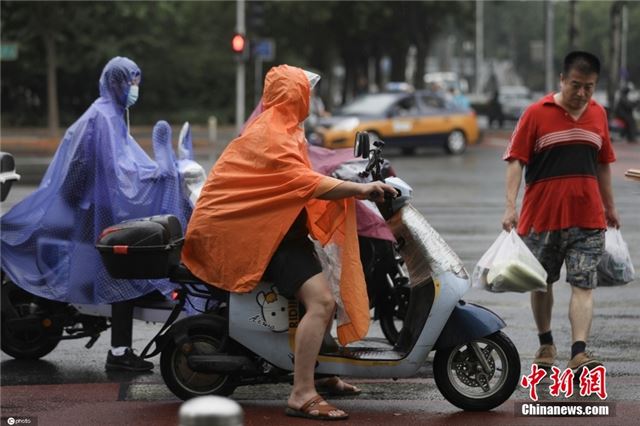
[
  {"xmin": 598, "ymin": 228, "xmax": 635, "ymax": 286},
  {"xmin": 472, "ymin": 230, "xmax": 548, "ymax": 293}
]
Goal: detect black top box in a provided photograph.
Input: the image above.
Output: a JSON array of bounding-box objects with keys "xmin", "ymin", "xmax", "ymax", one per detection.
[{"xmin": 96, "ymin": 215, "xmax": 184, "ymax": 279}]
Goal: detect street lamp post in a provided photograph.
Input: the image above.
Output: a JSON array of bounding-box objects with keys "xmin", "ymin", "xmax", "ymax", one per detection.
[
  {"xmin": 475, "ymin": 0, "xmax": 484, "ymax": 94},
  {"xmin": 236, "ymin": 0, "xmax": 246, "ymax": 134}
]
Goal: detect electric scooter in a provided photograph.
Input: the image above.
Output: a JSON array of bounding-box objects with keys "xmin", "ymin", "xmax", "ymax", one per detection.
[
  {"xmin": 0, "ymin": 123, "xmax": 206, "ymax": 360},
  {"xmin": 0, "ymin": 128, "xmax": 408, "ymax": 361},
  {"xmin": 97, "ymin": 132, "xmax": 521, "ymax": 411}
]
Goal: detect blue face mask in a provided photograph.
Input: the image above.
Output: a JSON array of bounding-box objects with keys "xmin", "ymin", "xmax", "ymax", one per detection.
[{"xmin": 126, "ymin": 85, "xmax": 139, "ymax": 108}]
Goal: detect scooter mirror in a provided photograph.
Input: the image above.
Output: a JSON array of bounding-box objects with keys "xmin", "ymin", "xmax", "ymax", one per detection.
[
  {"xmin": 354, "ymin": 132, "xmax": 370, "ymax": 159},
  {"xmin": 0, "ymin": 152, "xmax": 20, "ymax": 202}
]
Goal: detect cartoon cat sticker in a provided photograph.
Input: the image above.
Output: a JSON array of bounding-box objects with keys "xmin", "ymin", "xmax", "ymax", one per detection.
[{"xmin": 253, "ymin": 286, "xmax": 289, "ymax": 332}]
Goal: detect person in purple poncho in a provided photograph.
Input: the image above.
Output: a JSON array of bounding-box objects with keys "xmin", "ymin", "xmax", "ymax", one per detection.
[{"xmin": 1, "ymin": 57, "xmax": 192, "ymax": 371}]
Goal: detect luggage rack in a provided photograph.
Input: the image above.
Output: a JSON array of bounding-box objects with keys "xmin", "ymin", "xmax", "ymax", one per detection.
[
  {"xmin": 169, "ymin": 264, "xmax": 229, "ymax": 312},
  {"xmin": 139, "ymin": 265, "xmax": 228, "ymax": 359}
]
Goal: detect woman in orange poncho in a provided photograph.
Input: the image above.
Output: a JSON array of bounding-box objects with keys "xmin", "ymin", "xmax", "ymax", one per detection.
[{"xmin": 182, "ymin": 65, "xmax": 396, "ymax": 420}]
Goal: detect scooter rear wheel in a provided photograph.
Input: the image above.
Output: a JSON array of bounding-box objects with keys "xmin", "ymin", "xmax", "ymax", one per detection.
[
  {"xmin": 433, "ymin": 331, "xmax": 520, "ymax": 411},
  {"xmin": 160, "ymin": 323, "xmax": 237, "ymax": 400},
  {"xmin": 1, "ymin": 279, "xmax": 62, "ymax": 360}
]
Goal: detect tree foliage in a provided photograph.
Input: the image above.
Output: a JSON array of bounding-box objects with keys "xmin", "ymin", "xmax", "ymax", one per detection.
[{"xmin": 1, "ymin": 1, "xmax": 637, "ymax": 127}]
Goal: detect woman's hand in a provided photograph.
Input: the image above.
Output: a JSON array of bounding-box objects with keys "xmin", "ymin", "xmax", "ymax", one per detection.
[
  {"xmin": 356, "ymin": 181, "xmax": 398, "ymax": 201},
  {"xmin": 318, "ymin": 180, "xmax": 398, "ymax": 201}
]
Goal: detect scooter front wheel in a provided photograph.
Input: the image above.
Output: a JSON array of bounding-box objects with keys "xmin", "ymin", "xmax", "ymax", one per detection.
[
  {"xmin": 377, "ymin": 284, "xmax": 410, "ymax": 345},
  {"xmin": 160, "ymin": 323, "xmax": 237, "ymax": 400},
  {"xmin": 433, "ymin": 331, "xmax": 520, "ymax": 411}
]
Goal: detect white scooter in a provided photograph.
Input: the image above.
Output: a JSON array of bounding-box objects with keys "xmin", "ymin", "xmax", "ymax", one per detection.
[
  {"xmin": 1, "ymin": 123, "xmax": 207, "ymax": 360},
  {"xmin": 97, "ymin": 132, "xmax": 520, "ymax": 411}
]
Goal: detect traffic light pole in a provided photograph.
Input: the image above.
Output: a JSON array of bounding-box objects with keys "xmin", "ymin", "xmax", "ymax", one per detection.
[
  {"xmin": 236, "ymin": 0, "xmax": 246, "ymax": 134},
  {"xmin": 255, "ymin": 58, "xmax": 264, "ymax": 106}
]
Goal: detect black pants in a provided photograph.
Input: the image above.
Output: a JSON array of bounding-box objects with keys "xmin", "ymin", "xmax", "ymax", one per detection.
[
  {"xmin": 621, "ymin": 112, "xmax": 637, "ymax": 142},
  {"xmin": 263, "ymin": 236, "xmax": 322, "ymax": 299},
  {"xmin": 111, "ymin": 300, "xmax": 134, "ymax": 347}
]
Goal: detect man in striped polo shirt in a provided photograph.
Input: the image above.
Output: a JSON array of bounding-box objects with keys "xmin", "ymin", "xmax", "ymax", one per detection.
[{"xmin": 501, "ymin": 51, "xmax": 620, "ymax": 375}]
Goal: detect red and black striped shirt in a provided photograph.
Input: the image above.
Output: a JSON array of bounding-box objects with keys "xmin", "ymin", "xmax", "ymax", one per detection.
[{"xmin": 503, "ymin": 93, "xmax": 615, "ymax": 234}]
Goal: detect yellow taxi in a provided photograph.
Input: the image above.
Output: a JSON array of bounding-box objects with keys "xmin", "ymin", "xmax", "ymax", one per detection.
[{"xmin": 312, "ymin": 91, "xmax": 479, "ymax": 155}]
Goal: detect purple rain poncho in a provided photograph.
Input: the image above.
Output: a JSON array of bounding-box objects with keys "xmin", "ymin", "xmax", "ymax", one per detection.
[{"xmin": 1, "ymin": 57, "xmax": 192, "ymax": 304}]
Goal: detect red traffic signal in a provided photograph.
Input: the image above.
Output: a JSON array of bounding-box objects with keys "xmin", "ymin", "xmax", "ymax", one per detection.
[{"xmin": 231, "ymin": 33, "xmax": 246, "ymax": 54}]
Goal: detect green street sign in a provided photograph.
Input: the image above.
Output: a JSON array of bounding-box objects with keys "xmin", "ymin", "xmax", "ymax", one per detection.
[{"xmin": 1, "ymin": 43, "xmax": 19, "ymax": 61}]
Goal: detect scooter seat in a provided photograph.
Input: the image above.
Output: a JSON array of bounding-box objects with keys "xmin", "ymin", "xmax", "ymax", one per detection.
[
  {"xmin": 170, "ymin": 263, "xmax": 205, "ymax": 284},
  {"xmin": 170, "ymin": 264, "xmax": 229, "ymax": 301}
]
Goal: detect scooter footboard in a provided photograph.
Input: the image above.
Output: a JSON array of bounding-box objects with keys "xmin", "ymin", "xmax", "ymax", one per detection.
[{"xmin": 433, "ymin": 301, "xmax": 506, "ymax": 350}]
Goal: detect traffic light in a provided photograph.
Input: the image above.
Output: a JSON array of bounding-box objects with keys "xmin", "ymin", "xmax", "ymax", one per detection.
[{"xmin": 231, "ymin": 33, "xmax": 246, "ymax": 55}]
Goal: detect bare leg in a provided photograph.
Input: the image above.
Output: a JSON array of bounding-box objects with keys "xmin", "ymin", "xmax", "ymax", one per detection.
[
  {"xmin": 316, "ymin": 309, "xmax": 361, "ymax": 394},
  {"xmin": 531, "ymin": 283, "xmax": 554, "ymax": 334},
  {"xmin": 569, "ymin": 286, "xmax": 593, "ymax": 343},
  {"xmin": 287, "ymin": 273, "xmax": 346, "ymax": 417}
]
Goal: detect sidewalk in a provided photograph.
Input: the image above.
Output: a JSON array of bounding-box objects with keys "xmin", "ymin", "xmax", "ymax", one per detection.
[
  {"xmin": 0, "ymin": 125, "xmax": 236, "ymax": 157},
  {"xmin": 0, "ymin": 125, "xmax": 237, "ymax": 184}
]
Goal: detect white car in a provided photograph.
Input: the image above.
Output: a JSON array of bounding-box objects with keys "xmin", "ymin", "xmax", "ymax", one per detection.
[{"xmin": 499, "ymin": 86, "xmax": 533, "ymax": 121}]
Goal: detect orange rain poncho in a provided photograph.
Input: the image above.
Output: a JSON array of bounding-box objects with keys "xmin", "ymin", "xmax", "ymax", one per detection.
[{"xmin": 182, "ymin": 65, "xmax": 369, "ymax": 344}]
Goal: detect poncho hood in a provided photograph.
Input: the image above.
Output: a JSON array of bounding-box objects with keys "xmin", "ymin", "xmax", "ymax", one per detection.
[
  {"xmin": 99, "ymin": 56, "xmax": 141, "ymax": 109},
  {"xmin": 262, "ymin": 64, "xmax": 310, "ymax": 125}
]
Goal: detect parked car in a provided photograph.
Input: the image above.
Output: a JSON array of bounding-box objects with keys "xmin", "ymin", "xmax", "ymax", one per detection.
[
  {"xmin": 424, "ymin": 71, "xmax": 469, "ymax": 94},
  {"xmin": 312, "ymin": 91, "xmax": 479, "ymax": 155},
  {"xmin": 384, "ymin": 81, "xmax": 415, "ymax": 92},
  {"xmin": 498, "ymin": 85, "xmax": 533, "ymax": 122}
]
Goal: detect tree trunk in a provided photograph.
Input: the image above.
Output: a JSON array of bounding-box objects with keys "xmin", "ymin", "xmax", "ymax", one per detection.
[
  {"xmin": 374, "ymin": 50, "xmax": 383, "ymax": 91},
  {"xmin": 44, "ymin": 33, "xmax": 59, "ymax": 138},
  {"xmin": 341, "ymin": 52, "xmax": 356, "ymax": 105},
  {"xmin": 608, "ymin": 1, "xmax": 623, "ymax": 110},
  {"xmin": 370, "ymin": 41, "xmax": 382, "ymax": 92},
  {"xmin": 415, "ymin": 43, "xmax": 427, "ymax": 90},
  {"xmin": 390, "ymin": 48, "xmax": 406, "ymax": 82},
  {"xmin": 568, "ymin": 0, "xmax": 579, "ymax": 51}
]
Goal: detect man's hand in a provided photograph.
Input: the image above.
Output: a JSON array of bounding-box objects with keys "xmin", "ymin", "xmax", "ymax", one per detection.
[
  {"xmin": 356, "ymin": 181, "xmax": 398, "ymax": 201},
  {"xmin": 503, "ymin": 159, "xmax": 524, "ymax": 232},
  {"xmin": 502, "ymin": 206, "xmax": 518, "ymax": 231},
  {"xmin": 597, "ymin": 163, "xmax": 620, "ymax": 229},
  {"xmin": 605, "ymin": 207, "xmax": 621, "ymax": 229}
]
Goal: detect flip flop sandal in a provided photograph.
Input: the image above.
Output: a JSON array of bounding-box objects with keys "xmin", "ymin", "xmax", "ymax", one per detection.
[
  {"xmin": 317, "ymin": 377, "xmax": 362, "ymax": 396},
  {"xmin": 285, "ymin": 395, "xmax": 349, "ymax": 421}
]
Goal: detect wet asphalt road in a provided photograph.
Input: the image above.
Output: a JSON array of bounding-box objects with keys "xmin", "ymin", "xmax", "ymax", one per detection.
[{"xmin": 1, "ymin": 129, "xmax": 639, "ymax": 425}]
